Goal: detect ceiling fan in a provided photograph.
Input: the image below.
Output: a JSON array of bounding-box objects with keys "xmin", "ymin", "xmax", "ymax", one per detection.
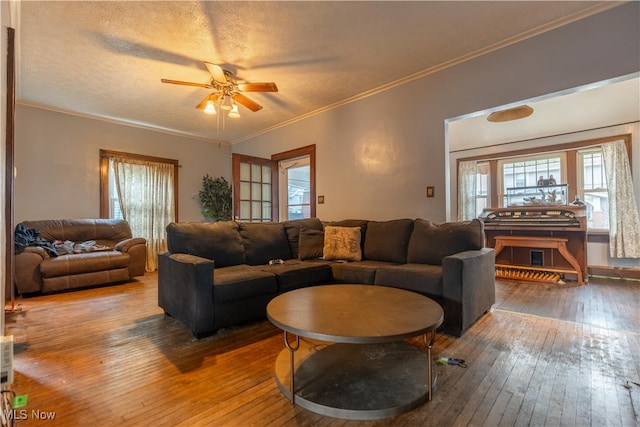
[{"xmin": 161, "ymin": 62, "xmax": 278, "ymax": 116}]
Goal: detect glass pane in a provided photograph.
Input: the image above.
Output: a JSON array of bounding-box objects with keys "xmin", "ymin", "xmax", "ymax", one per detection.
[
  {"xmin": 475, "ymin": 197, "xmax": 488, "ymax": 218},
  {"xmin": 240, "ymin": 182, "xmax": 251, "ymax": 199},
  {"xmin": 262, "ymin": 166, "xmax": 271, "ymax": 183},
  {"xmin": 583, "ymin": 152, "xmax": 606, "ymax": 190},
  {"xmin": 252, "ymin": 202, "xmax": 262, "ymax": 220},
  {"xmin": 584, "ymin": 190, "xmax": 609, "ymax": 229},
  {"xmin": 262, "ymin": 183, "xmax": 271, "ymax": 201},
  {"xmin": 251, "ymin": 164, "xmax": 261, "ymax": 181},
  {"xmin": 263, "ymin": 202, "xmax": 272, "ymax": 221},
  {"xmin": 240, "ymin": 201, "xmax": 251, "ymax": 220},
  {"xmin": 240, "ymin": 163, "xmax": 250, "ymax": 181},
  {"xmin": 252, "ymin": 183, "xmax": 262, "ymax": 201},
  {"xmin": 503, "ymin": 156, "xmax": 562, "ymax": 189}
]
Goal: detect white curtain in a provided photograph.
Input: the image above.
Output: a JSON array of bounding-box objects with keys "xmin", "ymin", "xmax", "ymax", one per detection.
[
  {"xmin": 111, "ymin": 158, "xmax": 176, "ymax": 271},
  {"xmin": 601, "ymin": 140, "xmax": 640, "ymax": 258},
  {"xmin": 458, "ymin": 160, "xmax": 477, "ymax": 221}
]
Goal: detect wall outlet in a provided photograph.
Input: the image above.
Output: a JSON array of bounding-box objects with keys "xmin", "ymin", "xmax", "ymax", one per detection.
[{"xmin": 1, "ymin": 335, "xmax": 14, "ymax": 385}]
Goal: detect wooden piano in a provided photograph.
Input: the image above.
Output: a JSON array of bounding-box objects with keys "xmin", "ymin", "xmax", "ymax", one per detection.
[{"xmin": 480, "ymin": 206, "xmax": 587, "ymax": 284}]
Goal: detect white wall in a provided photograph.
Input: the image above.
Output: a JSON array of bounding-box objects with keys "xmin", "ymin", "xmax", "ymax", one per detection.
[
  {"xmin": 15, "ymin": 105, "xmax": 231, "ymax": 223},
  {"xmin": 232, "ymin": 4, "xmax": 640, "ymax": 224}
]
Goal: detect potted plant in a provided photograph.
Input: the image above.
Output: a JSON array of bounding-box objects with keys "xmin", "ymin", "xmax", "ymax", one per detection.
[{"xmin": 198, "ymin": 175, "xmax": 232, "ymax": 222}]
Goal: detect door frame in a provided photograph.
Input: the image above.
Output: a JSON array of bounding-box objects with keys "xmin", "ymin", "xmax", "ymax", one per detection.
[{"xmin": 271, "ymin": 144, "xmax": 317, "ymax": 219}]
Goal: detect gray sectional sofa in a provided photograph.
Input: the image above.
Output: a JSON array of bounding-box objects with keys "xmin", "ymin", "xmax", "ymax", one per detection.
[{"xmin": 158, "ymin": 217, "xmax": 495, "ymax": 338}]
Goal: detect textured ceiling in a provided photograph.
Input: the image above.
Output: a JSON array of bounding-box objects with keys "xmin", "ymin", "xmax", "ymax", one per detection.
[{"xmin": 17, "ymin": 1, "xmax": 620, "ymax": 144}]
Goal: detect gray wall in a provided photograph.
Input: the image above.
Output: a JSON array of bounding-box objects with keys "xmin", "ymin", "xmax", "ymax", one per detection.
[
  {"xmin": 232, "ymin": 4, "xmax": 640, "ymax": 224},
  {"xmin": 14, "ymin": 105, "xmax": 231, "ymax": 223}
]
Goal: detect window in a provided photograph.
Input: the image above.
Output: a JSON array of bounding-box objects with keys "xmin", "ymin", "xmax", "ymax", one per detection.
[
  {"xmin": 108, "ymin": 169, "xmax": 124, "ymax": 220},
  {"xmin": 456, "ymin": 134, "xmax": 632, "ymax": 232},
  {"xmin": 499, "ymin": 154, "xmax": 563, "ymax": 207},
  {"xmin": 475, "ymin": 162, "xmax": 490, "ymax": 216},
  {"xmin": 100, "ymin": 150, "xmax": 179, "ymax": 271},
  {"xmin": 579, "ymin": 149, "xmax": 609, "ymax": 229}
]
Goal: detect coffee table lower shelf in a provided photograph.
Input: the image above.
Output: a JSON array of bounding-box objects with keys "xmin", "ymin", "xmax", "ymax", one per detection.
[{"xmin": 274, "ymin": 339, "xmax": 436, "ymax": 420}]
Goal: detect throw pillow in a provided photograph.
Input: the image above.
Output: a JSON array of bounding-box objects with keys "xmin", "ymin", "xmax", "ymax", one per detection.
[
  {"xmin": 323, "ymin": 226, "xmax": 362, "ymax": 261},
  {"xmin": 298, "ymin": 228, "xmax": 324, "ymax": 260},
  {"xmin": 283, "ymin": 217, "xmax": 323, "ymax": 259}
]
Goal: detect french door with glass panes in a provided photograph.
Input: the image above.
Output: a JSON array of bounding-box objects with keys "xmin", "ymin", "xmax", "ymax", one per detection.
[{"xmin": 232, "ymin": 153, "xmax": 278, "ymax": 222}]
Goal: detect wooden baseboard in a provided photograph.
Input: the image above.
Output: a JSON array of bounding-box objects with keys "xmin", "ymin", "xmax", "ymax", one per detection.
[{"xmin": 588, "ymin": 265, "xmax": 640, "ymax": 281}]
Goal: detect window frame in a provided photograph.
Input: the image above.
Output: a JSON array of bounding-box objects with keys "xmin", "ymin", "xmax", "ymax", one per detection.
[
  {"xmin": 456, "ymin": 134, "xmax": 632, "ymax": 234},
  {"xmin": 271, "ymin": 144, "xmax": 317, "ymax": 219},
  {"xmin": 99, "ymin": 149, "xmax": 180, "ymax": 220}
]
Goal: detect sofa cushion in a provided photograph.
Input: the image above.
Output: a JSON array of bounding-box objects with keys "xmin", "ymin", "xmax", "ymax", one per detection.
[
  {"xmin": 39, "ymin": 251, "xmax": 130, "ymax": 278},
  {"xmin": 363, "ymin": 219, "xmax": 414, "ymax": 263},
  {"xmin": 374, "ymin": 263, "xmax": 443, "ymax": 298},
  {"xmin": 323, "ymin": 226, "xmax": 362, "ymax": 261},
  {"xmin": 298, "ymin": 228, "xmax": 324, "ymax": 260},
  {"xmin": 329, "ymin": 260, "xmax": 397, "ymax": 284},
  {"xmin": 407, "ymin": 218, "xmax": 484, "ymax": 265},
  {"xmin": 166, "ymin": 221, "xmax": 245, "ymax": 268},
  {"xmin": 238, "ymin": 222, "xmax": 292, "ymax": 265},
  {"xmin": 258, "ymin": 259, "xmax": 333, "ymax": 292},
  {"xmin": 213, "ymin": 265, "xmax": 278, "ymax": 304},
  {"xmin": 282, "ymin": 217, "xmax": 323, "ymax": 259}
]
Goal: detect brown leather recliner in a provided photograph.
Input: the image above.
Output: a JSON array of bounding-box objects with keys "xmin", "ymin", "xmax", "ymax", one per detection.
[{"xmin": 14, "ymin": 219, "xmax": 146, "ymax": 294}]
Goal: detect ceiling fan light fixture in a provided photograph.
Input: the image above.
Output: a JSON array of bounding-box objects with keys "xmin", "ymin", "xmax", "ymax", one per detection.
[
  {"xmin": 487, "ymin": 105, "xmax": 534, "ymax": 122},
  {"xmin": 204, "ymin": 99, "xmax": 216, "ymax": 115},
  {"xmin": 221, "ymin": 95, "xmax": 233, "ymax": 111},
  {"xmin": 228, "ymin": 103, "xmax": 240, "ymax": 119}
]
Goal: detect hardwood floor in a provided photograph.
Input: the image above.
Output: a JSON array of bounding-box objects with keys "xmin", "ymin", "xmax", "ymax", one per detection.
[{"xmin": 4, "ymin": 274, "xmax": 640, "ymax": 426}]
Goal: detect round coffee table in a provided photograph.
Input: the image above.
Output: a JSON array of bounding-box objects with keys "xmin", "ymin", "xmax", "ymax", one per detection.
[{"xmin": 266, "ymin": 284, "xmax": 444, "ymax": 420}]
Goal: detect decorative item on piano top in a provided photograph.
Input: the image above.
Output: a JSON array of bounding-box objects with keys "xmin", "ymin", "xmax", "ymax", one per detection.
[{"xmin": 505, "ymin": 184, "xmax": 568, "ymax": 206}]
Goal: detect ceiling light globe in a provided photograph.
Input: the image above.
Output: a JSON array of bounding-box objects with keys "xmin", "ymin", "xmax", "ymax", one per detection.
[
  {"xmin": 228, "ymin": 104, "xmax": 240, "ymax": 118},
  {"xmin": 204, "ymin": 99, "xmax": 216, "ymax": 115}
]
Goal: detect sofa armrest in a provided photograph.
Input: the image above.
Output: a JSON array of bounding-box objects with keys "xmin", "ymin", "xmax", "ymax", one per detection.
[
  {"xmin": 14, "ymin": 251, "xmax": 48, "ymax": 294},
  {"xmin": 157, "ymin": 252, "xmax": 216, "ymax": 337},
  {"xmin": 116, "ymin": 237, "xmax": 147, "ymax": 276},
  {"xmin": 115, "ymin": 237, "xmax": 146, "ymax": 252},
  {"xmin": 441, "ymin": 248, "xmax": 495, "ymax": 336}
]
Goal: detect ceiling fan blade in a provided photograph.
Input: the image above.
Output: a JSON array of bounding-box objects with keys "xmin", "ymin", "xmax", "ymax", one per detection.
[
  {"xmin": 237, "ymin": 82, "xmax": 278, "ymax": 92},
  {"xmin": 161, "ymin": 78, "xmax": 212, "ymax": 89},
  {"xmin": 195, "ymin": 93, "xmax": 219, "ymax": 110},
  {"xmin": 233, "ymin": 93, "xmax": 263, "ymax": 112},
  {"xmin": 204, "ymin": 62, "xmax": 228, "ymax": 83}
]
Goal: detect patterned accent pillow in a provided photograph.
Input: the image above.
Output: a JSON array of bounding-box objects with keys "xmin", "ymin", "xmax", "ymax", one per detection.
[{"xmin": 323, "ymin": 226, "xmax": 362, "ymax": 261}]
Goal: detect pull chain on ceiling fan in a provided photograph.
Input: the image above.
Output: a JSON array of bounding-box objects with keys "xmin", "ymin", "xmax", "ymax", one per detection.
[{"xmin": 161, "ymin": 61, "xmax": 278, "ymax": 118}]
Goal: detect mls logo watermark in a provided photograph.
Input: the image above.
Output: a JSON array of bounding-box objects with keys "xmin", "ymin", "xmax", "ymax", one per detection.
[{"xmin": 3, "ymin": 409, "xmax": 57, "ymax": 421}]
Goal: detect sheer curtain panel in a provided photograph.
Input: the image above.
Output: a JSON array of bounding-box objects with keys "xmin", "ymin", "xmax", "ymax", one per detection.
[
  {"xmin": 111, "ymin": 158, "xmax": 176, "ymax": 270},
  {"xmin": 601, "ymin": 140, "xmax": 640, "ymax": 258},
  {"xmin": 458, "ymin": 160, "xmax": 477, "ymax": 221}
]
